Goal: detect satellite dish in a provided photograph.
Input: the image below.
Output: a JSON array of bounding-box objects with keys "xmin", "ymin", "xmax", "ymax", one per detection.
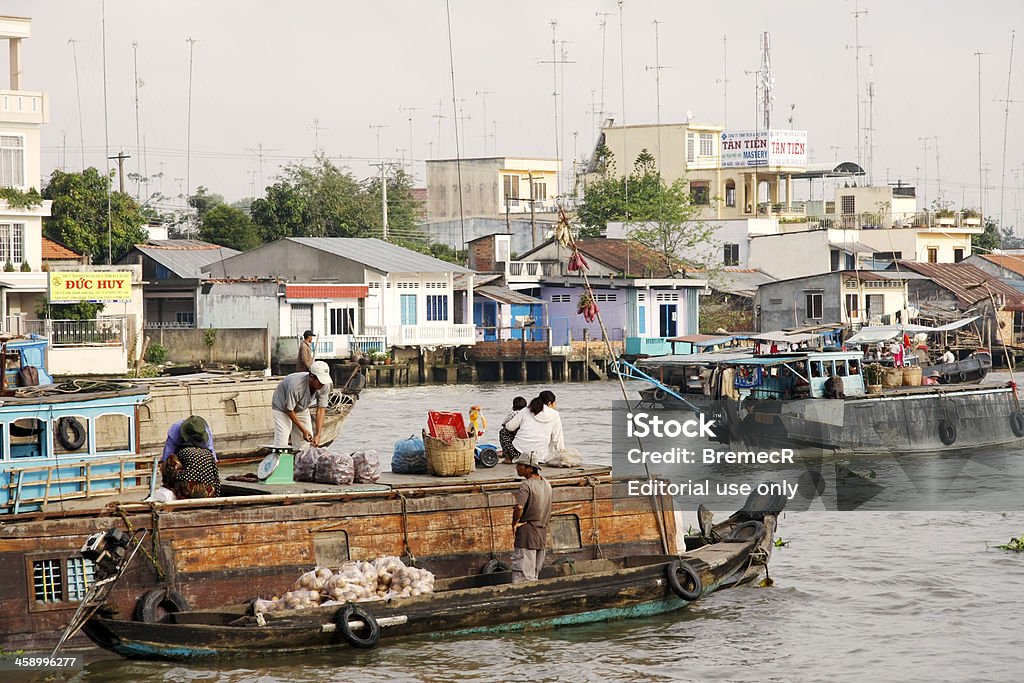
[{"xmin": 685, "ymin": 110, "xmax": 694, "ymax": 122}]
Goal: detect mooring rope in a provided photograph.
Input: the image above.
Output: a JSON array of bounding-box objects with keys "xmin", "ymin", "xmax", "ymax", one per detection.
[
  {"xmin": 114, "ymin": 503, "xmax": 166, "ymax": 582},
  {"xmin": 396, "ymin": 492, "xmax": 417, "ymax": 567}
]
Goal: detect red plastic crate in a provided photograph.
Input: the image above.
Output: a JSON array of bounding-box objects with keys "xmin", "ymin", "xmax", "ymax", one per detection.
[{"xmin": 428, "ymin": 411, "xmax": 469, "ymax": 441}]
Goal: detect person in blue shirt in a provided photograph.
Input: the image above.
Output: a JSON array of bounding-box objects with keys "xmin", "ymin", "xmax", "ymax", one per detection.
[{"xmin": 161, "ymin": 415, "xmax": 220, "ymax": 498}]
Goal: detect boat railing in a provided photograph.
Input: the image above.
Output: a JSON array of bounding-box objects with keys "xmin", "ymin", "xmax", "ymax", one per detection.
[{"xmin": 2, "ymin": 454, "xmax": 160, "ymax": 514}]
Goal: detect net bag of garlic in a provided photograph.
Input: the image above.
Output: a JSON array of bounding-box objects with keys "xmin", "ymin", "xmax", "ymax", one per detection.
[
  {"xmin": 292, "ymin": 566, "xmax": 334, "ymax": 592},
  {"xmin": 386, "ymin": 565, "xmax": 436, "ymax": 599}
]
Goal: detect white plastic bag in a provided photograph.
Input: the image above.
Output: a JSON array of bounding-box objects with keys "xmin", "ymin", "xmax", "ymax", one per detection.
[
  {"xmin": 545, "ymin": 447, "xmax": 583, "ymax": 468},
  {"xmin": 352, "ymin": 449, "xmax": 382, "ymax": 483}
]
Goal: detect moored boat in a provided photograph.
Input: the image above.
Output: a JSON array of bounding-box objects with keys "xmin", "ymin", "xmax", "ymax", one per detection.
[{"xmin": 79, "ymin": 508, "xmax": 777, "ymax": 661}]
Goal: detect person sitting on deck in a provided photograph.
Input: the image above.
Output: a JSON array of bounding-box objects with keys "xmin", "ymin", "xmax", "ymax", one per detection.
[
  {"xmin": 823, "ymin": 373, "xmax": 846, "ymax": 399},
  {"xmin": 504, "ymin": 391, "xmax": 565, "ymax": 463},
  {"xmin": 940, "ymin": 347, "xmax": 956, "ymax": 365},
  {"xmin": 499, "ymin": 396, "xmax": 528, "ymax": 464},
  {"xmin": 161, "ymin": 416, "xmax": 221, "ymax": 499}
]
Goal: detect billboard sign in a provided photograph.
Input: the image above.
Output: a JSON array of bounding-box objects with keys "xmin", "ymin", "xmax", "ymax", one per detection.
[
  {"xmin": 48, "ymin": 271, "xmax": 133, "ymax": 303},
  {"xmin": 721, "ymin": 129, "xmax": 807, "ymax": 169}
]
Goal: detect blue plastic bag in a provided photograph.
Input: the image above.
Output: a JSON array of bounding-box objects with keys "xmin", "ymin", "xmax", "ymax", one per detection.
[{"xmin": 392, "ymin": 435, "xmax": 427, "ymax": 474}]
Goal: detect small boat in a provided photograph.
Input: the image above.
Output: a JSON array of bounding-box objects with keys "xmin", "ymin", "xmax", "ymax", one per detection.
[
  {"xmin": 922, "ymin": 349, "xmax": 992, "ymax": 385},
  {"xmin": 79, "ymin": 508, "xmax": 778, "ymax": 660}
]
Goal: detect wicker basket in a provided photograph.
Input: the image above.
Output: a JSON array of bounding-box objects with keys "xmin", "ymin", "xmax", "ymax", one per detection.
[
  {"xmin": 883, "ymin": 367, "xmax": 904, "ymax": 388},
  {"xmin": 422, "ymin": 429, "xmax": 476, "ymax": 477}
]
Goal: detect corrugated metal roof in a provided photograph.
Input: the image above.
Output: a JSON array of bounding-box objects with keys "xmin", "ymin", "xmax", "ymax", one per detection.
[
  {"xmin": 897, "ymin": 261, "xmax": 1024, "ymax": 308},
  {"xmin": 475, "ymin": 285, "xmax": 545, "ymax": 305},
  {"xmin": 288, "ymin": 238, "xmax": 471, "ymax": 273},
  {"xmin": 136, "ymin": 241, "xmax": 240, "ymax": 278},
  {"xmin": 979, "ymin": 253, "xmax": 1024, "ymax": 278}
]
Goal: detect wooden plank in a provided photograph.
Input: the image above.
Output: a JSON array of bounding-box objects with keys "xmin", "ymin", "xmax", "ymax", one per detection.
[{"xmin": 174, "ymin": 540, "xmax": 315, "ymax": 573}]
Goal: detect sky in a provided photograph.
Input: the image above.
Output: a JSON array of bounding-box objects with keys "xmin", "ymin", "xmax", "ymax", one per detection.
[{"xmin": 5, "ymin": 0, "xmax": 1024, "ymax": 228}]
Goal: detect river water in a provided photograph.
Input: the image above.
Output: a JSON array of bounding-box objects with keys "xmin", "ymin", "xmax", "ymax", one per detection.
[{"xmin": 78, "ymin": 381, "xmax": 1024, "ymax": 682}]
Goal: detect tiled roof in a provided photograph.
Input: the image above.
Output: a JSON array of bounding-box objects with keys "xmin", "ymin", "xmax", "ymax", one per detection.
[
  {"xmin": 285, "ymin": 284, "xmax": 368, "ymax": 299},
  {"xmin": 897, "ymin": 261, "xmax": 1024, "ymax": 308},
  {"xmin": 42, "ymin": 237, "xmax": 82, "ymax": 260},
  {"xmin": 575, "ymin": 238, "xmax": 677, "ymax": 277}
]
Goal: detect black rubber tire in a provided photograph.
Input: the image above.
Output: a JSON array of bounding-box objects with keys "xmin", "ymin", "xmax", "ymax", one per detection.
[
  {"xmin": 939, "ymin": 420, "xmax": 958, "ymax": 446},
  {"xmin": 135, "ymin": 588, "xmax": 190, "ymax": 623},
  {"xmin": 477, "ymin": 447, "xmax": 500, "ymax": 468},
  {"xmin": 1011, "ymin": 412, "xmax": 1024, "ymax": 438},
  {"xmin": 337, "ymin": 604, "xmax": 380, "ymax": 649},
  {"xmin": 56, "ymin": 416, "xmax": 87, "ymax": 451},
  {"xmin": 653, "ymin": 388, "xmax": 667, "ymax": 402},
  {"xmin": 724, "ymin": 520, "xmax": 766, "ymax": 543},
  {"xmin": 481, "ymin": 558, "xmax": 512, "ymax": 574},
  {"xmin": 666, "ymin": 559, "xmax": 703, "ymax": 602},
  {"xmin": 978, "ymin": 366, "xmax": 989, "ymax": 379},
  {"xmin": 958, "ymin": 371, "xmax": 968, "ymax": 383}
]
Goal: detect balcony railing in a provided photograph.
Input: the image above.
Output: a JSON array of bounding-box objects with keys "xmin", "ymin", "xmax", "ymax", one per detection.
[
  {"xmin": 807, "ymin": 210, "xmax": 984, "ymax": 231},
  {"xmin": 24, "ymin": 317, "xmax": 128, "ymax": 347},
  {"xmin": 366, "ymin": 324, "xmax": 476, "ymax": 346}
]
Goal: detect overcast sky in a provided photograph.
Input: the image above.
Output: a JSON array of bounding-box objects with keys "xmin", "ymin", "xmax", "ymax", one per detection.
[{"xmin": 6, "ymin": 0, "xmax": 1024, "ymax": 226}]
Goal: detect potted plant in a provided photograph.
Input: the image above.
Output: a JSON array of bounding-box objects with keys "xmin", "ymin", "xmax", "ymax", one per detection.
[{"xmin": 864, "ymin": 363, "xmax": 885, "ymax": 393}]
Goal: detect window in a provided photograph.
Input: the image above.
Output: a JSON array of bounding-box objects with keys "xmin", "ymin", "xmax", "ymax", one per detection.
[
  {"xmin": 723, "ymin": 243, "xmax": 740, "ymax": 266},
  {"xmin": 551, "ymin": 294, "xmax": 571, "ymax": 303},
  {"xmin": 686, "ymin": 133, "xmax": 695, "ymax": 163},
  {"xmin": 830, "ymin": 249, "xmax": 841, "ymax": 271},
  {"xmin": 30, "ymin": 556, "xmax": 97, "ymax": 608},
  {"xmin": 927, "ymin": 247, "xmax": 938, "ymax": 263},
  {"xmin": 805, "ymin": 292, "xmax": 823, "ymax": 319},
  {"xmin": 175, "ymin": 311, "xmax": 195, "ymax": 326},
  {"xmin": 638, "ymin": 306, "xmax": 646, "ymax": 334},
  {"xmin": 33, "ymin": 558, "xmax": 63, "ymax": 604},
  {"xmin": 872, "ymin": 251, "xmax": 902, "ymax": 261},
  {"xmin": 400, "ymin": 294, "xmax": 417, "ymax": 325},
  {"xmin": 725, "ymin": 180, "xmax": 736, "ymax": 207},
  {"xmin": 655, "ymin": 292, "xmax": 679, "ymax": 301},
  {"xmin": 768, "ymin": 298, "xmax": 783, "ymax": 305},
  {"xmin": 66, "ymin": 557, "xmax": 96, "ymax": 602},
  {"xmin": 426, "ymin": 295, "xmax": 448, "ymax": 321},
  {"xmin": 503, "ymin": 174, "xmax": 520, "ymax": 205},
  {"xmin": 841, "ymin": 195, "xmax": 856, "ymax": 214},
  {"xmin": 594, "ymin": 293, "xmax": 617, "ymax": 302},
  {"xmin": 954, "ymin": 248, "xmax": 964, "ymax": 263},
  {"xmin": 845, "ymin": 294, "xmax": 859, "ymax": 317},
  {"xmin": 330, "ymin": 307, "xmax": 356, "ymax": 335},
  {"xmin": 0, "ymin": 223, "xmax": 25, "ymax": 266},
  {"xmin": 0, "ymin": 135, "xmax": 25, "ymax": 188},
  {"xmin": 637, "ymin": 293, "xmax": 646, "ymax": 302},
  {"xmin": 290, "ymin": 304, "xmax": 313, "ymax": 337},
  {"xmin": 699, "ymin": 132, "xmax": 714, "ymax": 156},
  {"xmin": 690, "ymin": 182, "xmax": 710, "ymax": 205},
  {"xmin": 531, "ymin": 181, "xmax": 547, "ymax": 201}
]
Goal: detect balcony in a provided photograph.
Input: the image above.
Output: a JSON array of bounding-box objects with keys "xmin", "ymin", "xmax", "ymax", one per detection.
[
  {"xmin": 365, "ymin": 324, "xmax": 476, "ymax": 347},
  {"xmin": 0, "ymin": 90, "xmax": 48, "ymax": 125},
  {"xmin": 807, "ymin": 210, "xmax": 985, "ymax": 232},
  {"xmin": 505, "ymin": 260, "xmax": 561, "ymax": 284},
  {"xmin": 275, "ymin": 334, "xmax": 388, "ymax": 362}
]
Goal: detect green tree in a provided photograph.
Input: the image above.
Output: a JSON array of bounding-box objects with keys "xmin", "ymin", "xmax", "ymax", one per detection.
[
  {"xmin": 188, "ymin": 186, "xmax": 226, "ymax": 221},
  {"xmin": 42, "ymin": 168, "xmax": 148, "ymax": 263},
  {"xmin": 36, "ymin": 300, "xmax": 104, "ymax": 320},
  {"xmin": 364, "ymin": 168, "xmax": 425, "ymax": 241},
  {"xmin": 251, "ymin": 154, "xmax": 375, "ymax": 240},
  {"xmin": 199, "ymin": 204, "xmax": 262, "ymax": 251},
  {"xmin": 972, "ymin": 216, "xmax": 1002, "ymax": 253}
]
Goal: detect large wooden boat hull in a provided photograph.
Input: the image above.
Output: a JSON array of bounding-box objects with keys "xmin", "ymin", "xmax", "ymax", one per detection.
[
  {"xmin": 131, "ymin": 374, "xmax": 355, "ymax": 459},
  {"xmin": 81, "ymin": 515, "xmax": 774, "ymax": 661},
  {"xmin": 722, "ymin": 383, "xmax": 1024, "ymax": 453},
  {"xmin": 0, "ymin": 469, "xmax": 679, "ymax": 653}
]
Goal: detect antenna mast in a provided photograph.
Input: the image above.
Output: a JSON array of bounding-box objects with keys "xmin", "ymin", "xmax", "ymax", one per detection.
[
  {"xmin": 849, "ymin": 1, "xmax": 868, "ymax": 166},
  {"xmin": 998, "ymin": 30, "xmax": 1017, "ymax": 234},
  {"xmin": 759, "ymin": 31, "xmax": 773, "ymax": 130}
]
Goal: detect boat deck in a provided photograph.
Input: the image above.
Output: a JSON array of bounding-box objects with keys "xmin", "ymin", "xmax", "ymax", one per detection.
[{"xmin": 848, "ymin": 381, "xmax": 1013, "ymax": 400}]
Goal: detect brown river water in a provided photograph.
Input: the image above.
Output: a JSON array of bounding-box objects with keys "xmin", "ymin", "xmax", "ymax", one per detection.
[{"xmin": 72, "ymin": 380, "xmax": 1024, "ymax": 682}]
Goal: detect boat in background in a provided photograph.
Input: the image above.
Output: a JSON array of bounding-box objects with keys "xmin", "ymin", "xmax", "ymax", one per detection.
[{"xmin": 922, "ymin": 349, "xmax": 992, "ymax": 384}]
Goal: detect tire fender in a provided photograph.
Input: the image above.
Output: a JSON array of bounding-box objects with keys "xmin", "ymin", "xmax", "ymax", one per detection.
[
  {"xmin": 958, "ymin": 371, "xmax": 969, "ymax": 383},
  {"xmin": 56, "ymin": 416, "xmax": 87, "ymax": 451},
  {"xmin": 135, "ymin": 588, "xmax": 190, "ymax": 623},
  {"xmin": 724, "ymin": 520, "xmax": 766, "ymax": 543},
  {"xmin": 481, "ymin": 558, "xmax": 512, "ymax": 574},
  {"xmin": 666, "ymin": 559, "xmax": 703, "ymax": 602},
  {"xmin": 938, "ymin": 420, "xmax": 957, "ymax": 446},
  {"xmin": 1011, "ymin": 412, "xmax": 1024, "ymax": 438},
  {"xmin": 336, "ymin": 604, "xmax": 380, "ymax": 649},
  {"xmin": 652, "ymin": 388, "xmax": 667, "ymax": 402}
]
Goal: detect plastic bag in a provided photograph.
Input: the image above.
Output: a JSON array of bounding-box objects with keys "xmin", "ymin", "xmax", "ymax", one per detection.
[
  {"xmin": 392, "ymin": 435, "xmax": 428, "ymax": 474},
  {"xmin": 293, "ymin": 445, "xmax": 320, "ymax": 482},
  {"xmin": 386, "ymin": 566, "xmax": 436, "ymax": 599},
  {"xmin": 545, "ymin": 447, "xmax": 583, "ymax": 468},
  {"xmin": 352, "ymin": 449, "xmax": 382, "ymax": 483},
  {"xmin": 315, "ymin": 451, "xmax": 354, "ymax": 485},
  {"xmin": 292, "ymin": 566, "xmax": 333, "ymax": 591},
  {"xmin": 279, "ymin": 589, "xmax": 321, "ymax": 611},
  {"xmin": 252, "ymin": 598, "xmax": 277, "ymax": 614}
]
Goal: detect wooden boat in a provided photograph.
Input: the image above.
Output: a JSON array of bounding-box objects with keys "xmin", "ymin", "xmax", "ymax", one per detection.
[
  {"xmin": 922, "ymin": 349, "xmax": 992, "ymax": 385},
  {"xmin": 80, "ymin": 510, "xmax": 777, "ymax": 660}
]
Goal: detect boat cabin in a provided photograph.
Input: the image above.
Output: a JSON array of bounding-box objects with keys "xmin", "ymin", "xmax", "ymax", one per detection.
[
  {"xmin": 721, "ymin": 350, "xmax": 866, "ymax": 400},
  {"xmin": 0, "ymin": 388, "xmax": 150, "ymax": 514}
]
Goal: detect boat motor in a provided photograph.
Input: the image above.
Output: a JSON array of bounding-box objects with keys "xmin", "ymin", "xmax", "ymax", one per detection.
[{"xmin": 81, "ymin": 528, "xmax": 133, "ymax": 580}]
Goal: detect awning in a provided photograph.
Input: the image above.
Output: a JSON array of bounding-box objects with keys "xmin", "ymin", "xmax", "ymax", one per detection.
[
  {"xmin": 638, "ymin": 349, "xmax": 754, "ymax": 367},
  {"xmin": 722, "ymin": 356, "xmax": 803, "ymax": 367},
  {"xmin": 844, "ymin": 317, "xmax": 981, "ymax": 345},
  {"xmin": 667, "ymin": 334, "xmax": 740, "ymax": 346},
  {"xmin": 475, "ymin": 285, "xmax": 545, "ymax": 305},
  {"xmin": 749, "ymin": 331, "xmax": 821, "ymax": 344}
]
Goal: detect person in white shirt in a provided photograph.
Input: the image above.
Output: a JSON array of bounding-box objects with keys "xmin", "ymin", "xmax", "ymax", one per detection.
[
  {"xmin": 504, "ymin": 390, "xmax": 565, "ymax": 461},
  {"xmin": 940, "ymin": 347, "xmax": 956, "ymax": 365}
]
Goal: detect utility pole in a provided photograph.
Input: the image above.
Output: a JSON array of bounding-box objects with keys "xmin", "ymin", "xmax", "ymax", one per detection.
[
  {"xmin": 245, "ymin": 143, "xmax": 278, "ymax": 194},
  {"xmin": 848, "ymin": 1, "xmax": 868, "ymax": 166},
  {"xmin": 646, "ymin": 19, "xmax": 669, "ymax": 172},
  {"xmin": 370, "ymin": 161, "xmax": 395, "ymax": 240},
  {"xmin": 865, "ymin": 52, "xmax": 876, "ymax": 185},
  {"xmin": 998, "ymin": 30, "xmax": 1017, "ymax": 235},
  {"xmin": 473, "ymin": 93, "xmax": 493, "ymax": 156},
  {"xmin": 185, "ymin": 37, "xmax": 197, "ymax": 210},
  {"xmin": 68, "ymin": 38, "xmax": 86, "ymax": 170},
  {"xmin": 398, "ymin": 105, "xmax": 421, "ymax": 172},
  {"xmin": 529, "ymin": 170, "xmax": 537, "ymax": 248},
  {"xmin": 542, "ymin": 20, "xmax": 561, "ymax": 194},
  {"xmin": 432, "ymin": 100, "xmax": 447, "ymax": 158},
  {"xmin": 918, "ymin": 137, "xmax": 930, "ymax": 208},
  {"xmin": 131, "ymin": 41, "xmax": 142, "ymax": 200},
  {"xmin": 716, "ymin": 35, "xmax": 730, "ymax": 127},
  {"xmin": 309, "ymin": 118, "xmax": 328, "ymax": 154},
  {"xmin": 618, "ymin": 0, "xmax": 628, "ymax": 208},
  {"xmin": 974, "ymin": 51, "xmax": 989, "ymax": 218},
  {"xmin": 109, "ymin": 149, "xmax": 131, "ymax": 194},
  {"xmin": 931, "ymin": 136, "xmax": 941, "ymax": 201},
  {"xmin": 369, "ymin": 124, "xmax": 389, "ymax": 160},
  {"xmin": 596, "ymin": 11, "xmax": 613, "ymax": 129}
]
